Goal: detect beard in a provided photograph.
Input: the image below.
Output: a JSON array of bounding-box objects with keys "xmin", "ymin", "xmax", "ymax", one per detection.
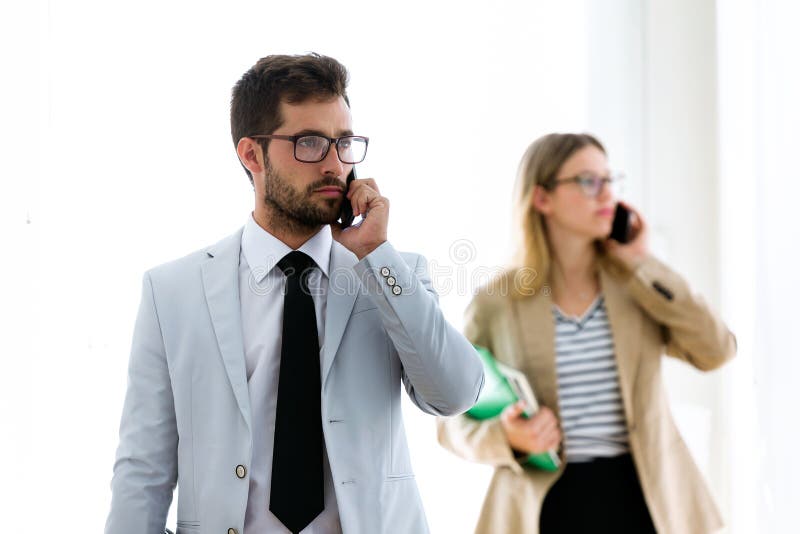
[{"xmin": 262, "ymin": 162, "xmax": 344, "ymax": 231}]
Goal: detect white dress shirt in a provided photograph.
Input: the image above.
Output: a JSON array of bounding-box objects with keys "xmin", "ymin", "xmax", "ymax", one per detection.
[{"xmin": 239, "ymin": 214, "xmax": 342, "ymax": 534}]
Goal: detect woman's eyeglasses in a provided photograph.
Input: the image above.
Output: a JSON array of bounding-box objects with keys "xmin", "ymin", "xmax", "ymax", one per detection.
[{"xmin": 548, "ymin": 172, "xmax": 624, "ymax": 197}]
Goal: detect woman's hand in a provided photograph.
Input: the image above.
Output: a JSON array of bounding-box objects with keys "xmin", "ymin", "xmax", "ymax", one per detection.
[
  {"xmin": 500, "ymin": 402, "xmax": 561, "ymax": 455},
  {"xmin": 605, "ymin": 201, "xmax": 650, "ymax": 271}
]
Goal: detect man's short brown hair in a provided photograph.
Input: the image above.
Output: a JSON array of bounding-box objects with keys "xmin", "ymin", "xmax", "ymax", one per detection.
[{"xmin": 230, "ymin": 53, "xmax": 350, "ymax": 184}]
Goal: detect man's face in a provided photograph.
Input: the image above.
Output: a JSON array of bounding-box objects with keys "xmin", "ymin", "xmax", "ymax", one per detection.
[{"xmin": 260, "ymin": 96, "xmax": 354, "ymax": 227}]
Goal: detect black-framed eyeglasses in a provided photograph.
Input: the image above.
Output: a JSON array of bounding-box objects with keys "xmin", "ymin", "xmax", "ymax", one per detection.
[
  {"xmin": 249, "ymin": 134, "xmax": 369, "ymax": 164},
  {"xmin": 548, "ymin": 172, "xmax": 624, "ymax": 198}
]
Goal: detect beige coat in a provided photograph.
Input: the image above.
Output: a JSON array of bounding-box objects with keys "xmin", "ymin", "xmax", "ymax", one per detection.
[{"xmin": 437, "ymin": 256, "xmax": 736, "ymax": 534}]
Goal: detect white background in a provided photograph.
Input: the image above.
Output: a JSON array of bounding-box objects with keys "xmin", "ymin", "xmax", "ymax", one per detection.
[{"xmin": 1, "ymin": 1, "xmax": 798, "ymax": 532}]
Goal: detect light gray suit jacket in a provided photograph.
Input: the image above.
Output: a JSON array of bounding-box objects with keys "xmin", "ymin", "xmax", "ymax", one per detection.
[{"xmin": 105, "ymin": 228, "xmax": 484, "ymax": 534}]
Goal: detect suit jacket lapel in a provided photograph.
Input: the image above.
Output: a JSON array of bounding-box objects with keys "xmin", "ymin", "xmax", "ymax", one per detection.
[
  {"xmin": 201, "ymin": 228, "xmax": 251, "ymax": 431},
  {"xmin": 511, "ymin": 285, "xmax": 561, "ymax": 415},
  {"xmin": 321, "ymin": 241, "xmax": 359, "ymax": 389},
  {"xmin": 599, "ymin": 266, "xmax": 641, "ymax": 425}
]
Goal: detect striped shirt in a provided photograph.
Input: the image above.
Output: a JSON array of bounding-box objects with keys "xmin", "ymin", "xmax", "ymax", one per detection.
[{"xmin": 553, "ymin": 296, "xmax": 630, "ymax": 462}]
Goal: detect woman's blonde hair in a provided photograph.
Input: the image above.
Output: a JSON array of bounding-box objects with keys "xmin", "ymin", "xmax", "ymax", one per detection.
[{"xmin": 510, "ymin": 133, "xmax": 606, "ymax": 298}]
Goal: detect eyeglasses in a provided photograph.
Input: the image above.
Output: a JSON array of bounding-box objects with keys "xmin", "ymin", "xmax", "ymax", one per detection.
[
  {"xmin": 249, "ymin": 134, "xmax": 369, "ymax": 164},
  {"xmin": 549, "ymin": 172, "xmax": 624, "ymax": 198}
]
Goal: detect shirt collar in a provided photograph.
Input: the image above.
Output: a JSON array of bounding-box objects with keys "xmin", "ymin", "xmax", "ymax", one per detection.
[
  {"xmin": 241, "ymin": 213, "xmax": 332, "ymax": 284},
  {"xmin": 552, "ymin": 295, "xmax": 604, "ymax": 325}
]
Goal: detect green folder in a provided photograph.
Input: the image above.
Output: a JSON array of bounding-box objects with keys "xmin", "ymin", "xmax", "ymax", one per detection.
[{"xmin": 467, "ymin": 344, "xmax": 561, "ymax": 472}]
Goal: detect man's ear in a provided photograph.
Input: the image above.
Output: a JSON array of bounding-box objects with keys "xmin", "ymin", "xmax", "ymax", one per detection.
[
  {"xmin": 236, "ymin": 137, "xmax": 265, "ymax": 176},
  {"xmin": 531, "ymin": 185, "xmax": 552, "ymax": 215}
]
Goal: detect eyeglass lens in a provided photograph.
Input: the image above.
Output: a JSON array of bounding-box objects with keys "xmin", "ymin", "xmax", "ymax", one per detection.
[{"xmin": 295, "ymin": 135, "xmax": 367, "ymax": 164}]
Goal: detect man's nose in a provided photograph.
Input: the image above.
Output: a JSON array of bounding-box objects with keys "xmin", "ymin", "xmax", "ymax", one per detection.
[{"xmin": 320, "ymin": 142, "xmax": 344, "ymax": 176}]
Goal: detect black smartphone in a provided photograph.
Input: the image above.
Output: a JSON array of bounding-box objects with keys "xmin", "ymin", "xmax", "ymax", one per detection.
[
  {"xmin": 609, "ymin": 202, "xmax": 632, "ymax": 243},
  {"xmin": 338, "ymin": 168, "xmax": 356, "ymax": 228}
]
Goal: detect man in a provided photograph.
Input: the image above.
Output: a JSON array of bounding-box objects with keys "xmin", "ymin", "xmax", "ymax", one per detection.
[{"xmin": 105, "ymin": 53, "xmax": 484, "ymax": 534}]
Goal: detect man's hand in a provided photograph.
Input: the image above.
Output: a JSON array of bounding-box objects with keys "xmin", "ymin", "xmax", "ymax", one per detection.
[
  {"xmin": 500, "ymin": 402, "xmax": 561, "ymax": 455},
  {"xmin": 331, "ymin": 177, "xmax": 389, "ymax": 260}
]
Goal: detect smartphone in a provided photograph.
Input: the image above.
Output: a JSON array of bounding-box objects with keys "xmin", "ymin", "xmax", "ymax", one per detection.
[
  {"xmin": 609, "ymin": 202, "xmax": 632, "ymax": 243},
  {"xmin": 338, "ymin": 168, "xmax": 356, "ymax": 228}
]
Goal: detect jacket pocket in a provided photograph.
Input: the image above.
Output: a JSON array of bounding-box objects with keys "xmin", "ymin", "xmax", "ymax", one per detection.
[{"xmin": 386, "ymin": 473, "xmax": 415, "ymax": 481}]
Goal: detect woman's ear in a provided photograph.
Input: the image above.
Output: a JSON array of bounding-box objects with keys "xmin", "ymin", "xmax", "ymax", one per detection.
[
  {"xmin": 531, "ymin": 185, "xmax": 552, "ymax": 215},
  {"xmin": 236, "ymin": 137, "xmax": 265, "ymax": 176}
]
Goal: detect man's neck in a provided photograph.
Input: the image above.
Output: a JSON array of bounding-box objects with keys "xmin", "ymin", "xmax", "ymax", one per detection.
[{"xmin": 252, "ymin": 207, "xmax": 323, "ymax": 251}]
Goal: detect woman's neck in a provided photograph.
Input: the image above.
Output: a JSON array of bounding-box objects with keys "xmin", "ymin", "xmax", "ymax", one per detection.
[
  {"xmin": 548, "ymin": 224, "xmax": 596, "ymax": 280},
  {"xmin": 547, "ymin": 223, "xmax": 600, "ymax": 309}
]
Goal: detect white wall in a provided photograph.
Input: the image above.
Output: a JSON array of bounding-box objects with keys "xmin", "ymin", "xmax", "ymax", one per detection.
[
  {"xmin": 718, "ymin": 1, "xmax": 800, "ymax": 532},
  {"xmin": 641, "ymin": 0, "xmax": 728, "ymax": 514}
]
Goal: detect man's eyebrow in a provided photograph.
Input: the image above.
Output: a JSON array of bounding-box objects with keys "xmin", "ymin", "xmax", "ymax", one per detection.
[{"xmin": 292, "ymin": 128, "xmax": 355, "ymax": 138}]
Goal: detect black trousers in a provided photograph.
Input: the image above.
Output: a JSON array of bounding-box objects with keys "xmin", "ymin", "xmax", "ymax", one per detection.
[{"xmin": 539, "ymin": 453, "xmax": 657, "ymax": 533}]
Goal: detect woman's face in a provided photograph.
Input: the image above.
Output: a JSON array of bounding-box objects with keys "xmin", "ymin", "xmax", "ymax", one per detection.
[{"xmin": 535, "ymin": 145, "xmax": 616, "ymax": 240}]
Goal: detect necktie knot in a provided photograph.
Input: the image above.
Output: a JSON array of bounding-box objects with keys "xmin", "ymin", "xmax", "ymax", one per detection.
[{"xmin": 277, "ymin": 250, "xmax": 316, "ymax": 278}]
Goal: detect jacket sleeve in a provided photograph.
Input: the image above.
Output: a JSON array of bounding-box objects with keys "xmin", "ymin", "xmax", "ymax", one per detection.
[
  {"xmin": 626, "ymin": 255, "xmax": 737, "ymax": 371},
  {"xmin": 105, "ymin": 272, "xmax": 177, "ymax": 534},
  {"xmin": 435, "ymin": 290, "xmax": 524, "ymax": 474},
  {"xmin": 352, "ymin": 241, "xmax": 485, "ymax": 416}
]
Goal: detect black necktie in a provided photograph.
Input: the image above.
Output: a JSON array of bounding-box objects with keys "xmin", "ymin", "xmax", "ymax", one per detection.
[{"xmin": 270, "ymin": 251, "xmax": 324, "ymax": 533}]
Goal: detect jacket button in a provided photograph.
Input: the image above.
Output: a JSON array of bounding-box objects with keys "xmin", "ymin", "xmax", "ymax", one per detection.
[
  {"xmin": 228, "ymin": 529, "xmax": 238, "ymax": 534},
  {"xmin": 392, "ymin": 285, "xmax": 402, "ymax": 296},
  {"xmin": 386, "ymin": 275, "xmax": 396, "ymax": 286},
  {"xmin": 380, "ymin": 267, "xmax": 391, "ymax": 277},
  {"xmin": 235, "ymin": 464, "xmax": 246, "ymax": 479}
]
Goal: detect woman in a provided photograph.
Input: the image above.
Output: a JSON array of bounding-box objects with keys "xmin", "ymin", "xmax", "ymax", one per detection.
[{"xmin": 437, "ymin": 133, "xmax": 736, "ymax": 533}]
